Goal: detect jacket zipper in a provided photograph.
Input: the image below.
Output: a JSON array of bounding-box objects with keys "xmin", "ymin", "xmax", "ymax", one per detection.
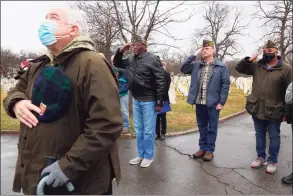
[{"xmin": 131, "ymin": 57, "xmax": 138, "ymax": 89}]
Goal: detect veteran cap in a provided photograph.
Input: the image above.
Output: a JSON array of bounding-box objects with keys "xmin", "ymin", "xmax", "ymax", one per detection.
[
  {"xmin": 202, "ymin": 40, "xmax": 215, "ymax": 47},
  {"xmin": 133, "ymin": 35, "xmax": 147, "ymax": 46},
  {"xmin": 263, "ymin": 40, "xmax": 278, "ymax": 49}
]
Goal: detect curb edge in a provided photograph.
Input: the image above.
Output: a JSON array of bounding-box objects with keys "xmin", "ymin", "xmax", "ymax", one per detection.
[{"xmin": 1, "ymin": 110, "xmax": 247, "ymax": 139}]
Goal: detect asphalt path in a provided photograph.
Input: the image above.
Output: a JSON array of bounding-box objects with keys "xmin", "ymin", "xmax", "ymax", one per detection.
[{"xmin": 1, "ymin": 114, "xmax": 292, "ymax": 195}]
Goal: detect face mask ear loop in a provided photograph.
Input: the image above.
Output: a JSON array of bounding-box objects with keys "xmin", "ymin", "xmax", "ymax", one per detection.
[
  {"xmin": 55, "ymin": 35, "xmax": 70, "ymax": 40},
  {"xmin": 54, "ymin": 24, "xmax": 74, "ymax": 40}
]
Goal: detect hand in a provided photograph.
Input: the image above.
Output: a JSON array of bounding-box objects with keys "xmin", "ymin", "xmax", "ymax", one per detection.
[
  {"xmin": 249, "ymin": 47, "xmax": 263, "ymax": 62},
  {"xmin": 155, "ymin": 105, "xmax": 162, "ymax": 112},
  {"xmin": 13, "ymin": 100, "xmax": 41, "ymax": 128},
  {"xmin": 41, "ymin": 161, "xmax": 69, "ymax": 188},
  {"xmin": 120, "ymin": 43, "xmax": 133, "ymax": 53},
  {"xmin": 194, "ymin": 47, "xmax": 203, "ymax": 56},
  {"xmin": 216, "ymin": 103, "xmax": 223, "ymax": 110}
]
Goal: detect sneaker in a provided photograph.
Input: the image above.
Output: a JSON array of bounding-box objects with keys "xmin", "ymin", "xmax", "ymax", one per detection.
[
  {"xmin": 140, "ymin": 159, "xmax": 153, "ymax": 168},
  {"xmin": 251, "ymin": 157, "xmax": 266, "ymax": 169},
  {"xmin": 129, "ymin": 157, "xmax": 142, "ymax": 165},
  {"xmin": 155, "ymin": 135, "xmax": 160, "ymax": 140},
  {"xmin": 266, "ymin": 162, "xmax": 277, "ymax": 174}
]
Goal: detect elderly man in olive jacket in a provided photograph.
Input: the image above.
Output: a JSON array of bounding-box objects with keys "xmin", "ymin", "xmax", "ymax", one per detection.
[
  {"xmin": 3, "ymin": 7, "xmax": 122, "ymax": 195},
  {"xmin": 235, "ymin": 40, "xmax": 292, "ymax": 174}
]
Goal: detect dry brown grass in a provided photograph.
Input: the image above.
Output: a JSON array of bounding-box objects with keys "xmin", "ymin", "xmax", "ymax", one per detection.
[{"xmin": 1, "ymin": 85, "xmax": 246, "ymax": 132}]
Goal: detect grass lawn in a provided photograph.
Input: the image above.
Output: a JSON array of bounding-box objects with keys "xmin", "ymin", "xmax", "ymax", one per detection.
[
  {"xmin": 0, "ymin": 85, "xmax": 246, "ymax": 132},
  {"xmin": 1, "ymin": 90, "xmax": 20, "ymax": 131}
]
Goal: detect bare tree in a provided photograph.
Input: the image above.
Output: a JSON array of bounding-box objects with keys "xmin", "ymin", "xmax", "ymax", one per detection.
[
  {"xmin": 192, "ymin": 2, "xmax": 248, "ymax": 61},
  {"xmin": 73, "ymin": 1, "xmax": 121, "ymax": 62},
  {"xmin": 111, "ymin": 1, "xmax": 197, "ymax": 43},
  {"xmin": 74, "ymin": 0, "xmax": 197, "ymax": 55},
  {"xmin": 254, "ymin": 0, "xmax": 292, "ymax": 63},
  {"xmin": 0, "ymin": 47, "xmax": 39, "ymax": 77},
  {"xmin": 160, "ymin": 48, "xmax": 187, "ymax": 75}
]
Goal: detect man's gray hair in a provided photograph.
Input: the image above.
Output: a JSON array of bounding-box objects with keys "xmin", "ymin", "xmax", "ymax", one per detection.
[{"xmin": 63, "ymin": 7, "xmax": 89, "ymax": 36}]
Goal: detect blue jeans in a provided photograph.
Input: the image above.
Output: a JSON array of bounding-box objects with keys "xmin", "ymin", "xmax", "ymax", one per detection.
[
  {"xmin": 133, "ymin": 99, "xmax": 157, "ymax": 160},
  {"xmin": 120, "ymin": 94, "xmax": 130, "ymax": 128},
  {"xmin": 252, "ymin": 116, "xmax": 281, "ymax": 163},
  {"xmin": 196, "ymin": 104, "xmax": 220, "ymax": 152}
]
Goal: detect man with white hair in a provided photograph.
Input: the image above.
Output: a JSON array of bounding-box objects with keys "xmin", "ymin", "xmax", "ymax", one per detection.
[{"xmin": 3, "ymin": 7, "xmax": 123, "ymax": 195}]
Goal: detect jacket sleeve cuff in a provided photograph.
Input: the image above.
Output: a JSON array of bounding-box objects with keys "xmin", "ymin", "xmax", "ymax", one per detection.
[
  {"xmin": 156, "ymin": 100, "xmax": 163, "ymax": 107},
  {"xmin": 5, "ymin": 96, "xmax": 27, "ymax": 118},
  {"xmin": 188, "ymin": 55, "xmax": 196, "ymax": 61},
  {"xmin": 58, "ymin": 156, "xmax": 77, "ymax": 181},
  {"xmin": 116, "ymin": 48, "xmax": 123, "ymax": 56},
  {"xmin": 244, "ymin": 56, "xmax": 253, "ymax": 63}
]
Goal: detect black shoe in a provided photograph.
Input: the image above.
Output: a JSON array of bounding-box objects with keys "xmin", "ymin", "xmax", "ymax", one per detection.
[
  {"xmin": 160, "ymin": 135, "xmax": 165, "ymax": 141},
  {"xmin": 155, "ymin": 135, "xmax": 160, "ymax": 140},
  {"xmin": 282, "ymin": 172, "xmax": 293, "ymax": 184}
]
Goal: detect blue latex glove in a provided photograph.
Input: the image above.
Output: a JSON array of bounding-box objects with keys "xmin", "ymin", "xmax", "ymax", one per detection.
[{"xmin": 41, "ymin": 161, "xmax": 69, "ymax": 188}]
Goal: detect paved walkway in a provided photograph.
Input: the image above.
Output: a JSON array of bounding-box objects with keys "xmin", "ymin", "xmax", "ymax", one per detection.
[{"xmin": 1, "ymin": 114, "xmax": 292, "ymax": 195}]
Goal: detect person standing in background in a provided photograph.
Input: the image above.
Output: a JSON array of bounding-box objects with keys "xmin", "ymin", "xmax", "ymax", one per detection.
[
  {"xmin": 156, "ymin": 61, "xmax": 171, "ymax": 141},
  {"xmin": 282, "ymin": 82, "xmax": 292, "ymax": 184},
  {"xmin": 111, "ymin": 55, "xmax": 130, "ymax": 134},
  {"xmin": 180, "ymin": 40, "xmax": 230, "ymax": 161},
  {"xmin": 114, "ymin": 36, "xmax": 166, "ymax": 168},
  {"xmin": 235, "ymin": 40, "xmax": 292, "ymax": 174}
]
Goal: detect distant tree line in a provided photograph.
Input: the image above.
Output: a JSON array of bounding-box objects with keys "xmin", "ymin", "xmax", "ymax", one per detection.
[{"xmin": 0, "ymin": 47, "xmax": 40, "ymax": 77}]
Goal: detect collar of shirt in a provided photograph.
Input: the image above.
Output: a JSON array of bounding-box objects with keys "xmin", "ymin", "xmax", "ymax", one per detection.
[{"xmin": 135, "ymin": 51, "xmax": 149, "ymax": 59}]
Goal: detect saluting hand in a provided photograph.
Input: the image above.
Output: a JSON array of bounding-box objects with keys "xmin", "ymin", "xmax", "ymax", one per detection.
[
  {"xmin": 120, "ymin": 43, "xmax": 133, "ymax": 53},
  {"xmin": 249, "ymin": 47, "xmax": 263, "ymax": 62},
  {"xmin": 194, "ymin": 47, "xmax": 203, "ymax": 56}
]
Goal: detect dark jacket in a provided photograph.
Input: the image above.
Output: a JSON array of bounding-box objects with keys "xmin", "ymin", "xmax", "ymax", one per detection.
[
  {"xmin": 235, "ymin": 56, "xmax": 292, "ymax": 122},
  {"xmin": 114, "ymin": 67, "xmax": 128, "ymax": 97},
  {"xmin": 113, "ymin": 49, "xmax": 166, "ymax": 105},
  {"xmin": 180, "ymin": 55, "xmax": 230, "ymax": 107},
  {"xmin": 3, "ymin": 48, "xmax": 123, "ymax": 195},
  {"xmin": 164, "ymin": 71, "xmax": 171, "ymax": 102}
]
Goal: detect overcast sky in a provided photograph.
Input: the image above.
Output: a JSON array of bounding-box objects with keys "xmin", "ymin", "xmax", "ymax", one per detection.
[{"xmin": 1, "ymin": 1, "xmax": 269, "ymax": 60}]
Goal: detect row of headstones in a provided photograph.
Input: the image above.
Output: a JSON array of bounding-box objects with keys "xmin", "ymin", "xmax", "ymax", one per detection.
[
  {"xmin": 168, "ymin": 75, "xmax": 253, "ymax": 104},
  {"xmin": 230, "ymin": 76, "xmax": 253, "ymax": 94},
  {"xmin": 0, "ymin": 76, "xmax": 252, "ymax": 105},
  {"xmin": 1, "ymin": 77, "xmax": 18, "ymax": 93}
]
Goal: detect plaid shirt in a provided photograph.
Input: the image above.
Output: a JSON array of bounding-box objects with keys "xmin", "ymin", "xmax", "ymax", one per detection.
[{"xmin": 195, "ymin": 61, "xmax": 214, "ymax": 105}]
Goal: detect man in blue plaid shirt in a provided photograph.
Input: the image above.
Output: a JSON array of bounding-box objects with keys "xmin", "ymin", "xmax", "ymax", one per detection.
[{"xmin": 181, "ymin": 40, "xmax": 230, "ymax": 161}]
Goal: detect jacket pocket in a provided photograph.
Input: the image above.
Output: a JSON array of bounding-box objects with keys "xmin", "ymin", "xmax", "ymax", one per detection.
[
  {"xmin": 245, "ymin": 96, "xmax": 259, "ymax": 115},
  {"xmin": 264, "ymin": 100, "xmax": 284, "ymax": 120}
]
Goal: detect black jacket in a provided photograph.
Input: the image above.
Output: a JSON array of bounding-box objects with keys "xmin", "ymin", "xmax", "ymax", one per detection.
[
  {"xmin": 164, "ymin": 71, "xmax": 171, "ymax": 102},
  {"xmin": 114, "ymin": 49, "xmax": 166, "ymax": 105}
]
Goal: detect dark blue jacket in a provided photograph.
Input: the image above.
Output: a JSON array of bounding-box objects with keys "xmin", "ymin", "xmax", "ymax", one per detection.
[{"xmin": 180, "ymin": 55, "xmax": 230, "ymax": 107}]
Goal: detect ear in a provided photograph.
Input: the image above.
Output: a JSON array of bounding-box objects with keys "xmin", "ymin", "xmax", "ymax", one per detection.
[{"xmin": 69, "ymin": 25, "xmax": 79, "ymax": 36}]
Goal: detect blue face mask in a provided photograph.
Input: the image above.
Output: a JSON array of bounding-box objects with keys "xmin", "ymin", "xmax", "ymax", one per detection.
[{"xmin": 38, "ymin": 20, "xmax": 58, "ymax": 46}]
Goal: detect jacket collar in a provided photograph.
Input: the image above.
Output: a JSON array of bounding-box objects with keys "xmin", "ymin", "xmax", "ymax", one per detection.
[
  {"xmin": 136, "ymin": 51, "xmax": 149, "ymax": 58},
  {"xmin": 33, "ymin": 48, "xmax": 90, "ymax": 66},
  {"xmin": 258, "ymin": 56, "xmax": 283, "ymax": 70},
  {"xmin": 199, "ymin": 59, "xmax": 225, "ymax": 67}
]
